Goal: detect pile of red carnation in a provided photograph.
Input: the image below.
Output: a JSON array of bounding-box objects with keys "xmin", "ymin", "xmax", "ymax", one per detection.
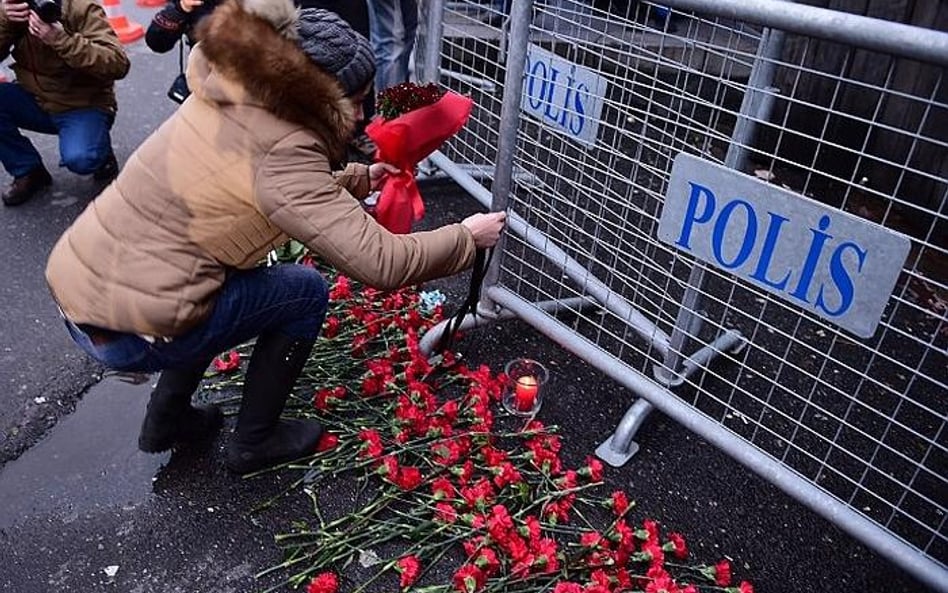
[{"xmin": 230, "ymin": 259, "xmax": 754, "ymax": 593}]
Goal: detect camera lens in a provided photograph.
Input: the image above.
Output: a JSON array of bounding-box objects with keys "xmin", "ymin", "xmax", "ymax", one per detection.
[{"xmin": 33, "ymin": 0, "xmax": 62, "ymax": 23}]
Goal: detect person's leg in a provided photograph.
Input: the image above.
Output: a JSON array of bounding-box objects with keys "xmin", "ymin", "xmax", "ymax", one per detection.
[
  {"xmin": 50, "ymin": 108, "xmax": 115, "ymax": 176},
  {"xmin": 367, "ymin": 0, "xmax": 400, "ymax": 91},
  {"xmin": 63, "ymin": 264, "xmax": 329, "ymax": 461},
  {"xmin": 0, "ymin": 82, "xmax": 56, "ymax": 205},
  {"xmin": 225, "ymin": 329, "xmax": 322, "ymax": 473},
  {"xmin": 0, "ymin": 82, "xmax": 55, "ymax": 178},
  {"xmin": 138, "ymin": 357, "xmax": 224, "ymax": 453},
  {"xmin": 393, "ymin": 0, "xmax": 417, "ymax": 85},
  {"xmin": 64, "ymin": 263, "xmax": 329, "ymax": 372},
  {"xmin": 155, "ymin": 263, "xmax": 329, "ymax": 366},
  {"xmin": 155, "ymin": 263, "xmax": 330, "ymax": 472}
]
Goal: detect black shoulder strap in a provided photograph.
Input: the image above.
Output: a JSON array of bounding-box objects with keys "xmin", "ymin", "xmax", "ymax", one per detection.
[{"xmin": 433, "ymin": 247, "xmax": 492, "ymax": 355}]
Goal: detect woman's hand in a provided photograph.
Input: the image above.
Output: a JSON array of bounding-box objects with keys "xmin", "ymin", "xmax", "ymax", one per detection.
[
  {"xmin": 461, "ymin": 211, "xmax": 507, "ymax": 249},
  {"xmin": 368, "ymin": 162, "xmax": 401, "ymax": 191}
]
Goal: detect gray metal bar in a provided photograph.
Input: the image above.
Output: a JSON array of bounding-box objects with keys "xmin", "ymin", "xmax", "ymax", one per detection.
[
  {"xmin": 655, "ymin": 27, "xmax": 782, "ymax": 385},
  {"xmin": 486, "ymin": 285, "xmax": 948, "ymax": 593},
  {"xmin": 479, "ymin": 0, "xmax": 534, "ymax": 314},
  {"xmin": 418, "ymin": 296, "xmax": 596, "ymax": 356},
  {"xmin": 663, "ymin": 0, "xmax": 948, "ymax": 66},
  {"xmin": 595, "ymin": 399, "xmax": 653, "ymax": 467},
  {"xmin": 419, "ymin": 0, "xmax": 446, "ymax": 85}
]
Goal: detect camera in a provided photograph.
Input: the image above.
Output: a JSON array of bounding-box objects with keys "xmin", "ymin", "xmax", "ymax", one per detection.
[
  {"xmin": 26, "ymin": 0, "xmax": 61, "ymax": 24},
  {"xmin": 167, "ymin": 73, "xmax": 191, "ymax": 104}
]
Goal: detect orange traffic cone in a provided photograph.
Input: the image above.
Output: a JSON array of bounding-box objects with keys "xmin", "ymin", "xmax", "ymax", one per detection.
[
  {"xmin": 102, "ymin": 0, "xmax": 144, "ymax": 44},
  {"xmin": 136, "ymin": 0, "xmax": 164, "ymax": 7}
]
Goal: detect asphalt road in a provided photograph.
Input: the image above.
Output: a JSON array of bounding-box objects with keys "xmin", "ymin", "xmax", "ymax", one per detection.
[
  {"xmin": 0, "ymin": 5, "xmax": 939, "ymax": 593},
  {"xmin": 0, "ymin": 17, "xmax": 178, "ymax": 465}
]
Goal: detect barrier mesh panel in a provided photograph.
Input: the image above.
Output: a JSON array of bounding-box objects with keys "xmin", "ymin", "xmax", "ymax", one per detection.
[{"xmin": 429, "ymin": 0, "xmax": 946, "ymax": 569}]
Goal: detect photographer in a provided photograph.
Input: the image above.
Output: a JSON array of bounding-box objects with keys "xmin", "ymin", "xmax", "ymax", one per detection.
[
  {"xmin": 46, "ymin": 2, "xmax": 506, "ymax": 474},
  {"xmin": 145, "ymin": 0, "xmax": 219, "ymax": 102},
  {"xmin": 0, "ymin": 0, "xmax": 130, "ymax": 206}
]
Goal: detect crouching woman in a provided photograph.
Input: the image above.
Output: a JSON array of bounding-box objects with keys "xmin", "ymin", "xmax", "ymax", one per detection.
[{"xmin": 44, "ymin": 0, "xmax": 506, "ymax": 474}]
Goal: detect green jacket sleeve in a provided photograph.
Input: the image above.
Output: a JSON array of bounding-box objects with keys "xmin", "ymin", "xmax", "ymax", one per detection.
[
  {"xmin": 255, "ymin": 132, "xmax": 476, "ymax": 291},
  {"xmin": 49, "ymin": 1, "xmax": 130, "ymax": 80}
]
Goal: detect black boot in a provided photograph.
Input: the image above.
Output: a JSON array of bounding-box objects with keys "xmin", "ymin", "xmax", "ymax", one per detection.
[
  {"xmin": 138, "ymin": 361, "xmax": 224, "ymax": 453},
  {"xmin": 225, "ymin": 333, "xmax": 322, "ymax": 474}
]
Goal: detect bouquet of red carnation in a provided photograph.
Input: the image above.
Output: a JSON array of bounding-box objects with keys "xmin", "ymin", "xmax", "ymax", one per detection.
[{"xmin": 365, "ymin": 82, "xmax": 473, "ymax": 234}]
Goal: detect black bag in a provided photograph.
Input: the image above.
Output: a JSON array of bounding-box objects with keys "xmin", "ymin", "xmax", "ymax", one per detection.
[
  {"xmin": 167, "ymin": 39, "xmax": 191, "ymax": 104},
  {"xmin": 167, "ymin": 72, "xmax": 190, "ymax": 104}
]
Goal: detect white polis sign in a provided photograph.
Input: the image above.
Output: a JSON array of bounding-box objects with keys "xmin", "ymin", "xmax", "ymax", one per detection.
[
  {"xmin": 658, "ymin": 154, "xmax": 911, "ymax": 338},
  {"xmin": 521, "ymin": 44, "xmax": 608, "ymax": 147}
]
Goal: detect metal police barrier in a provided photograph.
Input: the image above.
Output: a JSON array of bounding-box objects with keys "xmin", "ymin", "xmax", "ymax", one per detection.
[{"xmin": 415, "ymin": 0, "xmax": 947, "ymax": 589}]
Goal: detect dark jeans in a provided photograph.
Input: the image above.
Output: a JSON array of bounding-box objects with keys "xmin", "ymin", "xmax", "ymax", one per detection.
[
  {"xmin": 63, "ymin": 264, "xmax": 329, "ymax": 373},
  {"xmin": 0, "ymin": 82, "xmax": 114, "ymax": 178},
  {"xmin": 367, "ymin": 0, "xmax": 418, "ymax": 91}
]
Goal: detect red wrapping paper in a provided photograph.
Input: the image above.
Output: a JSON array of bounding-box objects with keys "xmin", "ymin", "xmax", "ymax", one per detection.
[{"xmin": 365, "ymin": 91, "xmax": 474, "ymax": 234}]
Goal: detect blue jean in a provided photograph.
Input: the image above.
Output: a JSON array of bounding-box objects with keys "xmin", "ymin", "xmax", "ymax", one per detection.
[
  {"xmin": 367, "ymin": 0, "xmax": 418, "ymax": 91},
  {"xmin": 62, "ymin": 264, "xmax": 329, "ymax": 373},
  {"xmin": 0, "ymin": 82, "xmax": 114, "ymax": 178}
]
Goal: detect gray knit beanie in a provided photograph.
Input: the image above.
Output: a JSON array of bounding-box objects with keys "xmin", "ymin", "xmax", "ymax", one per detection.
[{"xmin": 296, "ymin": 9, "xmax": 376, "ymax": 96}]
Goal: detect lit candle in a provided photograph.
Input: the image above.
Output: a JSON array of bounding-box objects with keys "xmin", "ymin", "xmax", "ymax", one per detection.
[{"xmin": 515, "ymin": 375, "xmax": 539, "ymax": 412}]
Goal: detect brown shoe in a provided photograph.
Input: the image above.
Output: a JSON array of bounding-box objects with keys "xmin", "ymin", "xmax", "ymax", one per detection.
[{"xmin": 2, "ymin": 165, "xmax": 52, "ymax": 207}]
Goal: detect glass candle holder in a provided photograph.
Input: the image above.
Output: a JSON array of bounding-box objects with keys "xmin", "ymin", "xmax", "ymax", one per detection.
[{"xmin": 501, "ymin": 358, "xmax": 549, "ymax": 416}]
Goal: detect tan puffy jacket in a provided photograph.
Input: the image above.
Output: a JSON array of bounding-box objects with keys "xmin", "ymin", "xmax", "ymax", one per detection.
[{"xmin": 45, "ymin": 0, "xmax": 475, "ymax": 338}]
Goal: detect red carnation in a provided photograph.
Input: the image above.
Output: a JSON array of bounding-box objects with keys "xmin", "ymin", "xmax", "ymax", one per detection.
[
  {"xmin": 492, "ymin": 462, "xmax": 523, "ymax": 489},
  {"xmin": 473, "ymin": 547, "xmax": 500, "ymax": 576},
  {"xmin": 553, "ymin": 583, "xmax": 582, "ymax": 593},
  {"xmin": 306, "ymin": 572, "xmax": 338, "ymax": 593},
  {"xmin": 638, "ymin": 518, "xmax": 660, "ymax": 543},
  {"xmin": 714, "ymin": 560, "xmax": 732, "ymax": 587},
  {"xmin": 350, "ymin": 334, "xmax": 369, "ymax": 358},
  {"xmin": 666, "ymin": 532, "xmax": 688, "ymax": 559},
  {"xmin": 581, "ymin": 456, "xmax": 604, "ymax": 481},
  {"xmin": 358, "ymin": 429, "xmax": 383, "ymax": 458},
  {"xmin": 642, "ymin": 540, "xmax": 665, "ymax": 568},
  {"xmin": 645, "ymin": 572, "xmax": 680, "ymax": 593},
  {"xmin": 394, "ymin": 466, "xmax": 423, "ymax": 490},
  {"xmin": 395, "ymin": 556, "xmax": 421, "ymax": 588},
  {"xmin": 453, "ymin": 564, "xmax": 485, "ymax": 593},
  {"xmin": 434, "ymin": 502, "xmax": 457, "ymax": 523},
  {"xmin": 379, "ymin": 455, "xmax": 400, "ymax": 479},
  {"xmin": 610, "ymin": 491, "xmax": 630, "ymax": 516},
  {"xmin": 533, "ymin": 537, "xmax": 560, "ymax": 573},
  {"xmin": 316, "ymin": 432, "xmax": 339, "ymax": 452},
  {"xmin": 322, "ymin": 316, "xmax": 340, "ymax": 339},
  {"xmin": 329, "ymin": 275, "xmax": 352, "ymax": 299},
  {"xmin": 431, "ymin": 476, "xmax": 456, "ymax": 500},
  {"xmin": 212, "ymin": 350, "xmax": 240, "ymax": 373}
]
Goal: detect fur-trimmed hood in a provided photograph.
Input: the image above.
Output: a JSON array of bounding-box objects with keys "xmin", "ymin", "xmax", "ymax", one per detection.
[{"xmin": 190, "ymin": 0, "xmax": 353, "ymax": 162}]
